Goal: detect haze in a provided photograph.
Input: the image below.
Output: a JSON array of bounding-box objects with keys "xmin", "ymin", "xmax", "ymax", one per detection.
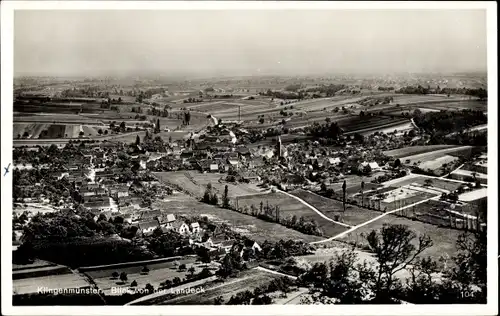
[{"xmin": 14, "ymin": 9, "xmax": 487, "ymax": 78}]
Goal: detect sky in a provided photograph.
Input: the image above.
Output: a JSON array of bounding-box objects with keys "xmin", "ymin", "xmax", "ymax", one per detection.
[{"xmin": 14, "ymin": 9, "xmax": 487, "ymax": 78}]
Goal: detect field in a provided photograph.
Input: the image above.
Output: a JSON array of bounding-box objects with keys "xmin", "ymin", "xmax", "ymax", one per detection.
[
  {"xmin": 158, "ymin": 269, "xmax": 283, "ymax": 305},
  {"xmin": 418, "ymin": 155, "xmax": 458, "ymax": 171},
  {"xmin": 13, "ymin": 272, "xmax": 92, "ymax": 295},
  {"xmin": 154, "ymin": 171, "xmax": 263, "ymax": 199},
  {"xmin": 399, "ymin": 146, "xmax": 473, "ymax": 165},
  {"xmin": 13, "ymin": 123, "xmax": 108, "ymax": 139},
  {"xmin": 235, "ymin": 192, "xmax": 349, "ymax": 237},
  {"xmin": 380, "ymin": 174, "xmax": 462, "ymax": 192},
  {"xmin": 336, "ymin": 115, "xmax": 411, "ymax": 135},
  {"xmin": 336, "ymin": 214, "xmax": 462, "ymax": 263},
  {"xmin": 290, "ymin": 189, "xmax": 382, "ymax": 226},
  {"xmin": 85, "ymin": 257, "xmax": 206, "ymax": 295},
  {"xmin": 152, "ymin": 193, "xmax": 323, "ymax": 243},
  {"xmin": 383, "ymin": 145, "xmax": 459, "ymax": 159}
]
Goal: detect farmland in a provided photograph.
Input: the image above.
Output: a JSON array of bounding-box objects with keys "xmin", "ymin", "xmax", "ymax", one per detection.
[
  {"xmin": 383, "ymin": 145, "xmax": 460, "ymax": 159},
  {"xmin": 153, "ymin": 171, "xmax": 264, "ymax": 199},
  {"xmin": 336, "ymin": 213, "xmax": 462, "ymax": 263},
  {"xmin": 380, "ymin": 174, "xmax": 463, "ymax": 192},
  {"xmin": 84, "ymin": 256, "xmax": 206, "ymax": 296},
  {"xmin": 398, "ymin": 146, "xmax": 473, "ymax": 165},
  {"xmin": 290, "ymin": 189, "xmax": 382, "ymax": 226},
  {"xmin": 152, "ymin": 193, "xmax": 322, "ymax": 243},
  {"xmin": 336, "ymin": 115, "xmax": 412, "ymax": 135},
  {"xmin": 235, "ymin": 192, "xmax": 349, "ymax": 237},
  {"xmin": 158, "ymin": 269, "xmax": 283, "ymax": 305}
]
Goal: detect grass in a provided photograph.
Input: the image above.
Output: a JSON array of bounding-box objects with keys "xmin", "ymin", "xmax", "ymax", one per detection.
[
  {"xmin": 159, "ymin": 269, "xmax": 282, "ymax": 305},
  {"xmin": 336, "ymin": 213, "xmax": 462, "ymax": 262},
  {"xmin": 86, "ymin": 257, "xmax": 203, "ymax": 295},
  {"xmin": 290, "ymin": 189, "xmax": 382, "ymax": 226},
  {"xmin": 151, "ymin": 193, "xmax": 322, "ymax": 243},
  {"xmin": 381, "ymin": 175, "xmax": 463, "ymax": 192},
  {"xmin": 154, "ymin": 171, "xmax": 263, "ymax": 199},
  {"xmin": 236, "ymin": 192, "xmax": 349, "ymax": 237},
  {"xmin": 383, "ymin": 145, "xmax": 458, "ymax": 158}
]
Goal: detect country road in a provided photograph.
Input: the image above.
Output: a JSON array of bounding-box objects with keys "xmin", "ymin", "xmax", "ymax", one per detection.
[
  {"xmin": 277, "ymin": 189, "xmax": 352, "ymax": 228},
  {"xmin": 310, "ymin": 194, "xmax": 440, "ymax": 245},
  {"xmin": 254, "ymin": 266, "xmax": 298, "ymax": 280}
]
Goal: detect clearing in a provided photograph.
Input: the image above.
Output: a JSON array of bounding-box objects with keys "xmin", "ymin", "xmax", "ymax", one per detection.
[
  {"xmin": 152, "ymin": 193, "xmax": 322, "ymax": 243},
  {"xmin": 289, "ymin": 189, "xmax": 382, "ymax": 226}
]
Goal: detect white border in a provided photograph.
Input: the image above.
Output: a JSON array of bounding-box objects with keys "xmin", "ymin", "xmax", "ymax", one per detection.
[{"xmin": 1, "ymin": 2, "xmax": 497, "ymax": 315}]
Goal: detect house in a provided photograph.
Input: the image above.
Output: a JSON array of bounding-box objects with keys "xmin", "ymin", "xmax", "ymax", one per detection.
[
  {"xmin": 172, "ymin": 221, "xmax": 191, "ymax": 235},
  {"xmin": 326, "ymin": 157, "xmax": 341, "ymax": 167},
  {"xmin": 228, "ymin": 160, "xmax": 239, "ymax": 170},
  {"xmin": 209, "ymin": 163, "xmax": 219, "ymax": 172},
  {"xmin": 137, "ymin": 219, "xmax": 160, "ymax": 236},
  {"xmin": 160, "ymin": 214, "xmax": 176, "ymax": 229},
  {"xmin": 241, "ymin": 171, "xmax": 260, "ymax": 183},
  {"xmin": 190, "ymin": 222, "xmax": 201, "ymax": 234},
  {"xmin": 359, "ymin": 161, "xmax": 382, "ymax": 172}
]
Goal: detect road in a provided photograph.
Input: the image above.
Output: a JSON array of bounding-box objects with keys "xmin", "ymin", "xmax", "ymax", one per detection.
[
  {"xmin": 254, "ymin": 266, "xmax": 297, "ymax": 280},
  {"xmin": 277, "ymin": 189, "xmax": 351, "ymax": 228},
  {"xmin": 310, "ymin": 194, "xmax": 440, "ymax": 245},
  {"xmin": 125, "ymin": 275, "xmax": 219, "ymax": 305}
]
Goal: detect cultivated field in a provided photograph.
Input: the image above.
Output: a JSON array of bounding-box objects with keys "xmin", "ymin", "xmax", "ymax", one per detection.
[
  {"xmin": 235, "ymin": 192, "xmax": 349, "ymax": 237},
  {"xmin": 381, "ymin": 174, "xmax": 462, "ymax": 192},
  {"xmin": 154, "ymin": 171, "xmax": 264, "ymax": 199},
  {"xmin": 383, "ymin": 145, "xmax": 459, "ymax": 159},
  {"xmin": 152, "ymin": 193, "xmax": 322, "ymax": 243},
  {"xmin": 290, "ymin": 189, "xmax": 381, "ymax": 226},
  {"xmin": 336, "ymin": 214, "xmax": 462, "ymax": 263},
  {"xmin": 336, "ymin": 115, "xmax": 411, "ymax": 135},
  {"xmin": 13, "ymin": 272, "xmax": 92, "ymax": 295},
  {"xmin": 399, "ymin": 146, "xmax": 473, "ymax": 165},
  {"xmin": 85, "ymin": 257, "xmax": 204, "ymax": 296},
  {"xmin": 159, "ymin": 269, "xmax": 283, "ymax": 305}
]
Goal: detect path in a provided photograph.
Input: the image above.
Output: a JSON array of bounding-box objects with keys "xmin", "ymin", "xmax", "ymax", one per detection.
[
  {"xmin": 276, "ymin": 189, "xmax": 351, "ymax": 228},
  {"xmin": 125, "ymin": 275, "xmax": 218, "ymax": 305},
  {"xmin": 254, "ymin": 266, "xmax": 297, "ymax": 280},
  {"xmin": 440, "ymin": 163, "xmax": 465, "ymax": 179},
  {"xmin": 310, "ymin": 195, "xmax": 439, "ymax": 245}
]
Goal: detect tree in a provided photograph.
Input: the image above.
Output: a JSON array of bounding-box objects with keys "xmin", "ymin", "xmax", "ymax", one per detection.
[
  {"xmin": 222, "ymin": 185, "xmax": 230, "ymax": 208},
  {"xmin": 131, "ymin": 280, "xmax": 138, "ymax": 287},
  {"xmin": 393, "ymin": 158, "xmax": 401, "ymax": 168},
  {"xmin": 145, "ymin": 283, "xmax": 154, "ymax": 293},
  {"xmin": 112, "ymin": 271, "xmax": 119, "ymax": 279},
  {"xmin": 361, "ymin": 181, "xmax": 365, "ymax": 207},
  {"xmin": 120, "ymin": 121, "xmax": 126, "ymax": 131},
  {"xmin": 142, "ymin": 266, "xmax": 150, "ymax": 274},
  {"xmin": 178, "ymin": 264, "xmax": 187, "ymax": 271},
  {"xmin": 210, "ymin": 193, "xmax": 219, "ymax": 206},
  {"xmin": 173, "ymin": 277, "xmax": 181, "ymax": 285},
  {"xmin": 79, "ymin": 131, "xmax": 85, "ymax": 137},
  {"xmin": 155, "ymin": 118, "xmax": 160, "ymax": 133},
  {"xmin": 188, "ymin": 266, "xmax": 196, "ymax": 276},
  {"xmin": 253, "ymin": 294, "xmax": 273, "ymax": 305},
  {"xmin": 424, "ymin": 179, "xmax": 433, "ymax": 187},
  {"xmin": 135, "ymin": 135, "xmax": 140, "ymax": 146},
  {"xmin": 365, "ymin": 224, "xmax": 433, "ymax": 303},
  {"xmin": 342, "ymin": 180, "xmax": 347, "ymax": 214},
  {"xmin": 119, "ymin": 272, "xmax": 128, "ymax": 283},
  {"xmin": 322, "ymin": 250, "xmax": 366, "ymax": 303},
  {"xmin": 98, "ymin": 129, "xmax": 103, "ymax": 135},
  {"xmin": 214, "ymin": 296, "xmax": 224, "ymax": 305},
  {"xmin": 202, "ymin": 183, "xmax": 212, "ymax": 203}
]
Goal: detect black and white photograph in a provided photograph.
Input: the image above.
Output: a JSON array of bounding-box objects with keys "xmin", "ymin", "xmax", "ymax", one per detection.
[{"xmin": 1, "ymin": 1, "xmax": 497, "ymax": 315}]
